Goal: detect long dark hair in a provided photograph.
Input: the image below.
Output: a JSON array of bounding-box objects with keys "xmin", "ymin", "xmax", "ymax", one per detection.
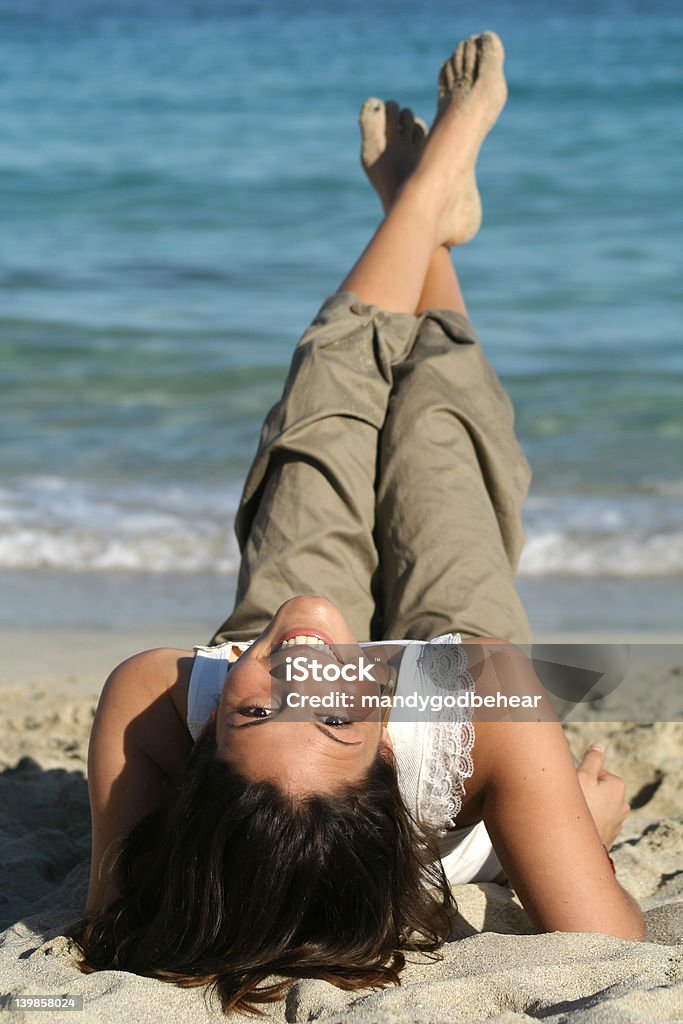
[{"xmin": 71, "ymin": 717, "xmax": 456, "ymax": 1015}]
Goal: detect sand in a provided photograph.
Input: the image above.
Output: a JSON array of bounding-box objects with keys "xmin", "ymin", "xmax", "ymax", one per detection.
[{"xmin": 1, "ymin": 629, "xmax": 681, "ymax": 1023}]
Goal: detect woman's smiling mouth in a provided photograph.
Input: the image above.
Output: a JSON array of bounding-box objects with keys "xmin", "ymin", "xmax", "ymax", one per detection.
[{"xmin": 271, "ymin": 629, "xmax": 343, "ymax": 665}]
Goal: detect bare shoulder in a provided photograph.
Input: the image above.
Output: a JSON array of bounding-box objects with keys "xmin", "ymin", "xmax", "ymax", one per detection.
[
  {"xmin": 91, "ymin": 646, "xmax": 199, "ymax": 782},
  {"xmin": 100, "ymin": 646, "xmax": 196, "ymax": 726},
  {"xmin": 86, "ymin": 646, "xmax": 197, "ymax": 913},
  {"xmin": 456, "ymin": 637, "xmax": 548, "ymax": 822}
]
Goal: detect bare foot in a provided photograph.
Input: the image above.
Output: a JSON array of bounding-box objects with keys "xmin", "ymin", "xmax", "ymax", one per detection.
[
  {"xmin": 359, "ymin": 98, "xmax": 428, "ymax": 213},
  {"xmin": 416, "ymin": 31, "xmax": 508, "ymax": 247}
]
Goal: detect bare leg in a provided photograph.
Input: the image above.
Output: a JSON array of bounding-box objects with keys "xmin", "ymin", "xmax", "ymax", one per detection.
[
  {"xmin": 337, "ymin": 176, "xmax": 440, "ymax": 315},
  {"xmin": 341, "ymin": 32, "xmax": 507, "ymax": 314},
  {"xmin": 356, "ymin": 68, "xmax": 531, "ymax": 643},
  {"xmin": 416, "ymin": 246, "xmax": 467, "ymax": 317},
  {"xmin": 358, "ymin": 98, "xmax": 468, "ymax": 317},
  {"xmin": 212, "ymin": 33, "xmax": 511, "ymax": 644}
]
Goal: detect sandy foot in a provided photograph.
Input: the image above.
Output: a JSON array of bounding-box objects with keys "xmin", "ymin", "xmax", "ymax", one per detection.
[
  {"xmin": 359, "ymin": 98, "xmax": 427, "ymax": 212},
  {"xmin": 422, "ymin": 30, "xmax": 508, "ymax": 246}
]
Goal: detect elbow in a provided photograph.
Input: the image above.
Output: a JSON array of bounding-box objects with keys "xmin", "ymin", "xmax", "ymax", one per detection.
[
  {"xmin": 536, "ymin": 899, "xmax": 646, "ymax": 943},
  {"xmin": 607, "ymin": 920, "xmax": 645, "ymax": 943},
  {"xmin": 546, "ymin": 917, "xmax": 645, "ymax": 943},
  {"xmin": 620, "ymin": 913, "xmax": 646, "ymax": 943},
  {"xmin": 594, "ymin": 904, "xmax": 646, "ymax": 943},
  {"xmin": 592, "ymin": 898, "xmax": 646, "ymax": 942},
  {"xmin": 616, "ymin": 890, "xmax": 646, "ymax": 942},
  {"xmin": 589, "ymin": 884, "xmax": 645, "ymax": 942}
]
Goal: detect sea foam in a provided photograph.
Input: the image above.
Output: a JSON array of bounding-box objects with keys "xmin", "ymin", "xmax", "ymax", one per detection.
[{"xmin": 1, "ymin": 476, "xmax": 682, "ymax": 577}]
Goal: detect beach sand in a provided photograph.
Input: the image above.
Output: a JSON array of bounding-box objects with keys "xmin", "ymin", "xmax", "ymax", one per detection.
[{"xmin": 1, "ymin": 629, "xmax": 681, "ymax": 1023}]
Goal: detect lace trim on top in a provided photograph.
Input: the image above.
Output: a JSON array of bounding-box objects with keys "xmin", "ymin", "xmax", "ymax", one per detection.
[{"xmin": 415, "ymin": 633, "xmax": 476, "ymax": 834}]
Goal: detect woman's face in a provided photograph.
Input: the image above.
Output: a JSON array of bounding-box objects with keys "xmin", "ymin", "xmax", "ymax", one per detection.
[{"xmin": 215, "ymin": 596, "xmax": 392, "ymax": 794}]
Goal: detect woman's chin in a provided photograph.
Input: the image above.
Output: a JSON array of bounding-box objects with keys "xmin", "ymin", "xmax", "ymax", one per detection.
[{"xmin": 268, "ymin": 595, "xmax": 358, "ymax": 646}]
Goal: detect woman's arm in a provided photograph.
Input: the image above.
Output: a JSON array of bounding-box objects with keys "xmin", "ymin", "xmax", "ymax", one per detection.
[
  {"xmin": 464, "ymin": 642, "xmax": 644, "ymax": 940},
  {"xmin": 86, "ymin": 647, "xmax": 195, "ymax": 913}
]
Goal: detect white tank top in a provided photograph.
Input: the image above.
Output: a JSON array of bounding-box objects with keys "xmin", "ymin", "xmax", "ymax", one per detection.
[{"xmin": 186, "ymin": 633, "xmax": 501, "ymax": 886}]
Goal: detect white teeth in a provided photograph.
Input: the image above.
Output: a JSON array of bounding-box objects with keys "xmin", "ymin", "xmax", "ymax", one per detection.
[
  {"xmin": 274, "ymin": 636, "xmax": 336, "ymax": 657},
  {"xmin": 280, "ymin": 636, "xmax": 326, "ymax": 647}
]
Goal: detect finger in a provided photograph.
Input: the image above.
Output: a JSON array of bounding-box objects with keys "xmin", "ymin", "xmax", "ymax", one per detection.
[
  {"xmin": 598, "ymin": 772, "xmax": 627, "ymax": 806},
  {"xmin": 577, "ymin": 743, "xmax": 606, "ymax": 776},
  {"xmin": 601, "ymin": 770, "xmax": 626, "ymax": 790}
]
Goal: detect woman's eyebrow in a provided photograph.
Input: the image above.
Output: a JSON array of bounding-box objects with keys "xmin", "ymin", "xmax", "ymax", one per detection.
[{"xmin": 226, "ymin": 719, "xmax": 362, "ymax": 746}]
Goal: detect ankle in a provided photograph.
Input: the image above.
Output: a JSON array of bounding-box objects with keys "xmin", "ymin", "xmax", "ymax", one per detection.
[{"xmin": 391, "ymin": 175, "xmax": 444, "ymax": 237}]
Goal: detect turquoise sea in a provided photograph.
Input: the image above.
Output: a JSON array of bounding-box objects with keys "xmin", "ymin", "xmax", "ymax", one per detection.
[{"xmin": 1, "ymin": 0, "xmax": 682, "ymax": 632}]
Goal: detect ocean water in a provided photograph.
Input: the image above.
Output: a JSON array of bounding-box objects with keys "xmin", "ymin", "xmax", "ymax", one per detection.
[{"xmin": 1, "ymin": 0, "xmax": 682, "ymax": 628}]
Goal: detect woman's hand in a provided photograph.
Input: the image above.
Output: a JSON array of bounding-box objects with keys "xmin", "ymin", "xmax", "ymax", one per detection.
[{"xmin": 576, "ymin": 744, "xmax": 630, "ymax": 850}]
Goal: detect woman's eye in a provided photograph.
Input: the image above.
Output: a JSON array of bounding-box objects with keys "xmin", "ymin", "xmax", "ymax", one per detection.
[
  {"xmin": 320, "ymin": 715, "xmax": 350, "ymax": 728},
  {"xmin": 238, "ymin": 705, "xmax": 274, "ymax": 719}
]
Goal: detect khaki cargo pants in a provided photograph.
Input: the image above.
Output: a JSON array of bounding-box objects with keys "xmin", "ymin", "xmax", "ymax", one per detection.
[{"xmin": 210, "ymin": 291, "xmax": 532, "ymax": 646}]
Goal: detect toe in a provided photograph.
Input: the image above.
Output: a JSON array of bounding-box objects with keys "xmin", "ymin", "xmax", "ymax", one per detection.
[
  {"xmin": 399, "ymin": 107, "xmax": 415, "ymax": 136},
  {"xmin": 478, "ymin": 30, "xmax": 505, "ymax": 67},
  {"xmin": 454, "ymin": 39, "xmax": 466, "ymax": 80},
  {"xmin": 384, "ymin": 100, "xmax": 400, "ymax": 140},
  {"xmin": 359, "ymin": 96, "xmax": 385, "ymax": 128},
  {"xmin": 439, "ymin": 49, "xmax": 457, "ymax": 100},
  {"xmin": 359, "ymin": 98, "xmax": 387, "ymax": 167},
  {"xmin": 413, "ymin": 117, "xmax": 428, "ymax": 145},
  {"xmin": 463, "ymin": 36, "xmax": 477, "ymax": 79}
]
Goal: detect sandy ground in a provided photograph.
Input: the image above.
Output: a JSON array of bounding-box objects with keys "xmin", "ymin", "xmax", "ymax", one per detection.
[{"xmin": 0, "ymin": 630, "xmax": 681, "ymax": 1023}]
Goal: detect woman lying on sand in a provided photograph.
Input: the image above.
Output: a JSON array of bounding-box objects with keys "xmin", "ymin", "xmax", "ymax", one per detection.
[{"xmin": 72, "ymin": 31, "xmax": 644, "ymax": 1016}]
